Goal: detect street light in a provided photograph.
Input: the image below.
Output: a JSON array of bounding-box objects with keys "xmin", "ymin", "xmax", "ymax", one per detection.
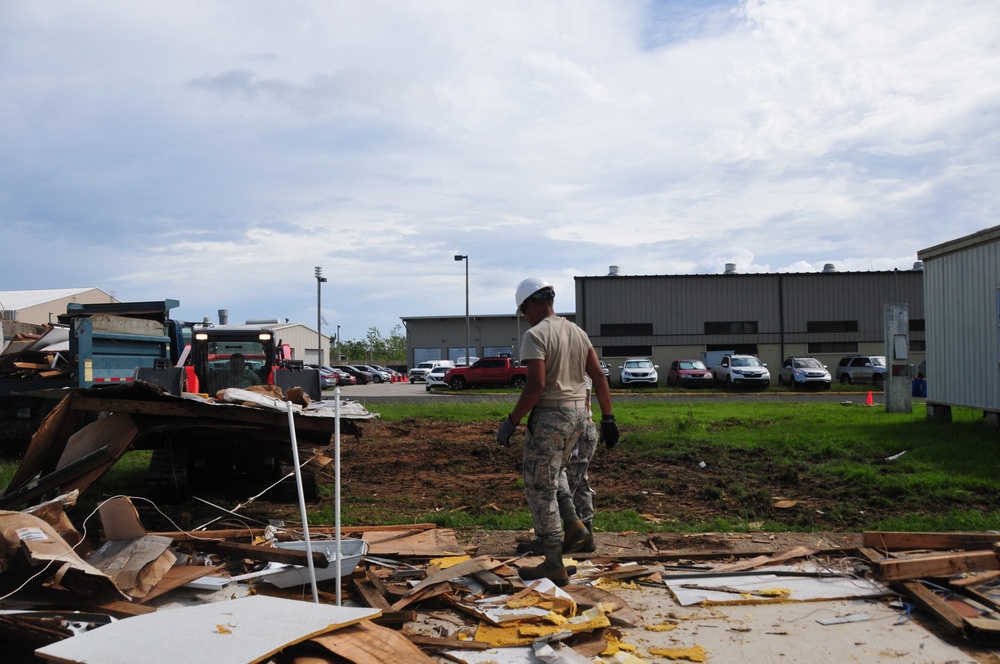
[
  {"xmin": 336, "ymin": 324, "xmax": 340, "ymax": 363},
  {"xmin": 454, "ymin": 255, "xmax": 469, "ymax": 365},
  {"xmin": 315, "ymin": 267, "xmax": 327, "ymax": 365}
]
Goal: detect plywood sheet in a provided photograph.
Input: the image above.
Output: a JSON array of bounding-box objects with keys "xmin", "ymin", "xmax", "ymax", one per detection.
[
  {"xmin": 363, "ymin": 528, "xmax": 465, "ymax": 556},
  {"xmin": 36, "ymin": 595, "xmax": 380, "ymax": 664}
]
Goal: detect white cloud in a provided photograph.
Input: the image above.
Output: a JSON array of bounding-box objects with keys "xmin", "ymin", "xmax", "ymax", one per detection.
[{"xmin": 0, "ymin": 0, "xmax": 998, "ymax": 340}]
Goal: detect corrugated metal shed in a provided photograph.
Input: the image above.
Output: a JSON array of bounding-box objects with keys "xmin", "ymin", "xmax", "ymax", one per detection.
[{"xmin": 918, "ymin": 225, "xmax": 1000, "ymax": 413}]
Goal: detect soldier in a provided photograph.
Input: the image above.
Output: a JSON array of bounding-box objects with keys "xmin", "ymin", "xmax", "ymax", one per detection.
[{"xmin": 497, "ymin": 278, "xmax": 619, "ymax": 586}]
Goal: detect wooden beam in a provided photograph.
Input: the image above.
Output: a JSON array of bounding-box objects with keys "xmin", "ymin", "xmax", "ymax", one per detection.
[
  {"xmin": 863, "ymin": 531, "xmax": 1000, "ymax": 551},
  {"xmin": 894, "ymin": 580, "xmax": 966, "ymax": 635},
  {"xmin": 871, "ymin": 550, "xmax": 1000, "ymax": 581}
]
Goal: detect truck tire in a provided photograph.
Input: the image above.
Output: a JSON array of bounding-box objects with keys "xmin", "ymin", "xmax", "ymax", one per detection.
[
  {"xmin": 510, "ymin": 375, "xmax": 526, "ymax": 389},
  {"xmin": 840, "ymin": 373, "xmax": 852, "ymax": 385},
  {"xmin": 450, "ymin": 376, "xmax": 467, "ymax": 390}
]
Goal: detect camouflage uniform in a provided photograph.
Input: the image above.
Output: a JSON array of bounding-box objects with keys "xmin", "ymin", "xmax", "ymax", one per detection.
[
  {"xmin": 563, "ymin": 415, "xmax": 598, "ymax": 525},
  {"xmin": 523, "ymin": 403, "xmax": 591, "ymax": 550}
]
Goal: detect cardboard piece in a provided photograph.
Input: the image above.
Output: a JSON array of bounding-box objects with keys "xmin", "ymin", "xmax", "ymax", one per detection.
[{"xmin": 0, "ymin": 510, "xmax": 124, "ymax": 603}]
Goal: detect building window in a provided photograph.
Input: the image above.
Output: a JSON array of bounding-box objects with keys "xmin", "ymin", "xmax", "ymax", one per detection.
[
  {"xmin": 910, "ymin": 339, "xmax": 926, "ymax": 352},
  {"xmin": 704, "ymin": 321, "xmax": 758, "ymax": 335},
  {"xmin": 807, "ymin": 342, "xmax": 859, "ymax": 354},
  {"xmin": 601, "ymin": 323, "xmax": 653, "ymax": 336},
  {"xmin": 602, "ymin": 345, "xmax": 653, "ymax": 358},
  {"xmin": 909, "ymin": 319, "xmax": 925, "ymax": 332},
  {"xmin": 807, "ymin": 320, "xmax": 859, "ymax": 333}
]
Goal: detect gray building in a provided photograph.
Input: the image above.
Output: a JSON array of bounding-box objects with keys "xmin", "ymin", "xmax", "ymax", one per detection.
[
  {"xmin": 576, "ymin": 266, "xmax": 925, "ymax": 379},
  {"xmin": 404, "ymin": 266, "xmax": 925, "ymax": 384},
  {"xmin": 918, "ymin": 225, "xmax": 1000, "ymax": 422},
  {"xmin": 402, "ymin": 313, "xmax": 575, "ymax": 366}
]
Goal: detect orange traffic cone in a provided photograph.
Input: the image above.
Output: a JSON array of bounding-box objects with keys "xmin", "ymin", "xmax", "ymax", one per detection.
[{"xmin": 866, "ymin": 391, "xmax": 873, "ymax": 406}]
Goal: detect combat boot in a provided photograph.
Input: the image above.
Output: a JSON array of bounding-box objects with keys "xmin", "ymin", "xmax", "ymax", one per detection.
[
  {"xmin": 562, "ymin": 519, "xmax": 592, "ymax": 554},
  {"xmin": 575, "ymin": 520, "xmax": 596, "ymax": 553},
  {"xmin": 518, "ymin": 544, "xmax": 569, "ymax": 587},
  {"xmin": 516, "ymin": 538, "xmax": 544, "ymax": 554}
]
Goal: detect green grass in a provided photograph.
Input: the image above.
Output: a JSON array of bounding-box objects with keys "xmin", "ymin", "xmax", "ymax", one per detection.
[
  {"xmin": 366, "ymin": 400, "xmax": 1000, "ymax": 532},
  {"xmin": 6, "ymin": 399, "xmax": 999, "ymax": 533}
]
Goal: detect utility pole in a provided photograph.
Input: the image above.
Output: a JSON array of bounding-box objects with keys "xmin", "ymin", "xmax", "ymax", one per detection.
[
  {"xmin": 315, "ymin": 267, "xmax": 327, "ymax": 365},
  {"xmin": 454, "ymin": 254, "xmax": 469, "ymax": 364}
]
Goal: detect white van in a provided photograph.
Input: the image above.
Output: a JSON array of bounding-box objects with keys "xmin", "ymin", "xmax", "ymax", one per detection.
[{"xmin": 408, "ymin": 360, "xmax": 455, "ymax": 383}]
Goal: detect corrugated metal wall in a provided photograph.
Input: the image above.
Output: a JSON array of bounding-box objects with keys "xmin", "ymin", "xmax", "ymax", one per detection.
[
  {"xmin": 576, "ymin": 271, "xmax": 924, "ymax": 371},
  {"xmin": 921, "ymin": 238, "xmax": 1000, "ymax": 411}
]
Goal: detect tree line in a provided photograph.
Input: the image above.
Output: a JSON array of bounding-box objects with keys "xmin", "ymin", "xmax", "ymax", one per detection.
[{"xmin": 332, "ymin": 324, "xmax": 406, "ymax": 365}]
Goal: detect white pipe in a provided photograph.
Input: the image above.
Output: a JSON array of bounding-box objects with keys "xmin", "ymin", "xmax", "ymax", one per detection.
[
  {"xmin": 334, "ymin": 386, "xmax": 342, "ymax": 605},
  {"xmin": 286, "ymin": 400, "xmax": 319, "ymax": 603}
]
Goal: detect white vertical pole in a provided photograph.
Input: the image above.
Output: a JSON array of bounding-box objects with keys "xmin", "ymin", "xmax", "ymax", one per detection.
[
  {"xmin": 286, "ymin": 402, "xmax": 319, "ymax": 603},
  {"xmin": 334, "ymin": 386, "xmax": 342, "ymax": 605}
]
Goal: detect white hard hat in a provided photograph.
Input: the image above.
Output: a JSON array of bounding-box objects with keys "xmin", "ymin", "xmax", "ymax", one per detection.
[{"xmin": 515, "ymin": 277, "xmax": 555, "ymax": 312}]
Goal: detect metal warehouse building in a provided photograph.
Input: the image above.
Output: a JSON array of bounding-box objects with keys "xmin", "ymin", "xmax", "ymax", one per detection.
[
  {"xmin": 404, "ymin": 266, "xmax": 925, "ymax": 385},
  {"xmin": 918, "ymin": 225, "xmax": 1000, "ymax": 422}
]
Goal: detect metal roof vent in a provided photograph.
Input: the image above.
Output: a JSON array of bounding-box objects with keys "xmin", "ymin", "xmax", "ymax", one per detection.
[
  {"xmin": 218, "ymin": 309, "xmax": 229, "ymax": 325},
  {"xmin": 607, "ymin": 265, "xmax": 621, "ymax": 277},
  {"xmin": 822, "ymin": 263, "xmax": 837, "ymax": 273},
  {"xmin": 724, "ymin": 263, "xmax": 737, "ymax": 275},
  {"xmin": 912, "ymin": 261, "xmax": 924, "ymax": 271}
]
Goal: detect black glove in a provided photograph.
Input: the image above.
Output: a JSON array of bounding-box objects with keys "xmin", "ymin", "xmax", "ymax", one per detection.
[
  {"xmin": 496, "ymin": 415, "xmax": 517, "ymax": 448},
  {"xmin": 600, "ymin": 415, "xmax": 620, "ymax": 449}
]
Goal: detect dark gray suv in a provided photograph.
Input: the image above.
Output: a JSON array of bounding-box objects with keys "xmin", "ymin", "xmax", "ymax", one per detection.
[{"xmin": 835, "ymin": 355, "xmax": 886, "ymax": 386}]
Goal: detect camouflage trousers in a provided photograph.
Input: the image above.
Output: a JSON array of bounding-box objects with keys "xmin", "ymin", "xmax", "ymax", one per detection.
[
  {"xmin": 565, "ymin": 418, "xmax": 598, "ymax": 525},
  {"xmin": 523, "ymin": 405, "xmax": 592, "ymax": 550}
]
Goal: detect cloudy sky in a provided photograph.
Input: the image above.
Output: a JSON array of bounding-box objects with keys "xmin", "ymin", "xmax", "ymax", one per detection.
[{"xmin": 2, "ymin": 1, "xmax": 998, "ymax": 342}]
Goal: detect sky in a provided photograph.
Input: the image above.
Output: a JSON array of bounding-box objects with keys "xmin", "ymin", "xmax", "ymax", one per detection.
[{"xmin": 1, "ymin": 0, "xmax": 998, "ymax": 343}]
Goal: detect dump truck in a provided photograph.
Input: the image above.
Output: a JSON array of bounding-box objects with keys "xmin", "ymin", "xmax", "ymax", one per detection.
[{"xmin": 1, "ymin": 300, "xmax": 326, "ymax": 500}]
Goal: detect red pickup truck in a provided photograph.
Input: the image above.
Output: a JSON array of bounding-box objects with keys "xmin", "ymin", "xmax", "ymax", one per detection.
[{"xmin": 444, "ymin": 357, "xmax": 528, "ymax": 390}]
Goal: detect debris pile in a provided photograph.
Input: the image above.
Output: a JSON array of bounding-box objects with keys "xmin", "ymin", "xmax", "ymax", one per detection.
[{"xmin": 1, "ymin": 496, "xmax": 998, "ymax": 664}]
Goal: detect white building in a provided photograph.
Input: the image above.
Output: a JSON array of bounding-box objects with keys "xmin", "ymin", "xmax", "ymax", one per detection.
[{"xmin": 918, "ymin": 225, "xmax": 1000, "ymax": 423}]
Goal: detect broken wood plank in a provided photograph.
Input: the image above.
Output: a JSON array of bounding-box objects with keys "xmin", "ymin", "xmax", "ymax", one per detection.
[
  {"xmin": 473, "ymin": 569, "xmax": 511, "ymax": 593},
  {"xmin": 370, "ymin": 610, "xmax": 416, "ymax": 626},
  {"xmin": 353, "ymin": 578, "xmax": 393, "ymax": 610},
  {"xmin": 871, "ymin": 550, "xmax": 1000, "ymax": 581},
  {"xmin": 894, "ymin": 580, "xmax": 966, "ymax": 635},
  {"xmin": 391, "ymin": 581, "xmax": 451, "ymax": 611},
  {"xmin": 311, "ymin": 621, "xmax": 438, "ymax": 662},
  {"xmin": 710, "ymin": 545, "xmax": 817, "ymax": 573},
  {"xmin": 151, "ymin": 523, "xmax": 438, "ymax": 543},
  {"xmin": 863, "ymin": 531, "xmax": 1000, "ymax": 551},
  {"xmin": 404, "ymin": 555, "xmax": 505, "ymax": 597}
]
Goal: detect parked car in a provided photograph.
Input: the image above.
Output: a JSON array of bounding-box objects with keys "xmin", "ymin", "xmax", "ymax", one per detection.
[
  {"xmin": 711, "ymin": 354, "xmax": 770, "ymax": 390},
  {"xmin": 778, "ymin": 357, "xmax": 832, "ymax": 390},
  {"xmin": 835, "ymin": 355, "xmax": 886, "ymax": 386},
  {"xmin": 333, "ymin": 365, "xmax": 372, "ymax": 384},
  {"xmin": 599, "ymin": 360, "xmax": 610, "ymax": 381},
  {"xmin": 371, "ymin": 364, "xmax": 402, "ymax": 381},
  {"xmin": 424, "ymin": 365, "xmax": 451, "ymax": 392},
  {"xmin": 619, "ymin": 358, "xmax": 658, "ymax": 387},
  {"xmin": 330, "ymin": 367, "xmax": 356, "ymax": 386},
  {"xmin": 666, "ymin": 359, "xmax": 713, "ymax": 388},
  {"xmin": 408, "ymin": 360, "xmax": 455, "ymax": 383},
  {"xmin": 352, "ymin": 364, "xmax": 391, "ymax": 383}
]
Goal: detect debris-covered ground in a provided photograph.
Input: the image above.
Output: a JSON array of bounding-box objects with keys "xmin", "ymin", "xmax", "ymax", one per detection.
[{"xmin": 3, "ymin": 390, "xmax": 1000, "ymax": 663}]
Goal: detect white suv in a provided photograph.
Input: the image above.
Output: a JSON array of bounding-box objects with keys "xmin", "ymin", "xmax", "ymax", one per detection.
[
  {"xmin": 408, "ymin": 360, "xmax": 454, "ymax": 383},
  {"xmin": 619, "ymin": 358, "xmax": 659, "ymax": 387}
]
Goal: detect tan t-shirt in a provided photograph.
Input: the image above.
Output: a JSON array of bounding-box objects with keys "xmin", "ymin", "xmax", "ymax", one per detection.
[{"xmin": 520, "ymin": 315, "xmax": 593, "ymax": 401}]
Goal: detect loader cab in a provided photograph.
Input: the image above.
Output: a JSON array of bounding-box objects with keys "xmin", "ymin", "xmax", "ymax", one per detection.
[{"xmin": 189, "ymin": 327, "xmax": 276, "ymax": 395}]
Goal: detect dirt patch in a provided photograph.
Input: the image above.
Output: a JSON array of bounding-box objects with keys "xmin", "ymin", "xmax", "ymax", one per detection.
[{"xmin": 271, "ymin": 417, "xmax": 914, "ymax": 532}]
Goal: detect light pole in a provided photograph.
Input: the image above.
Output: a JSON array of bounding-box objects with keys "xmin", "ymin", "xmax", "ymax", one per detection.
[
  {"xmin": 315, "ymin": 267, "xmax": 327, "ymax": 365},
  {"xmin": 454, "ymin": 255, "xmax": 470, "ymax": 365},
  {"xmin": 336, "ymin": 324, "xmax": 340, "ymax": 363}
]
